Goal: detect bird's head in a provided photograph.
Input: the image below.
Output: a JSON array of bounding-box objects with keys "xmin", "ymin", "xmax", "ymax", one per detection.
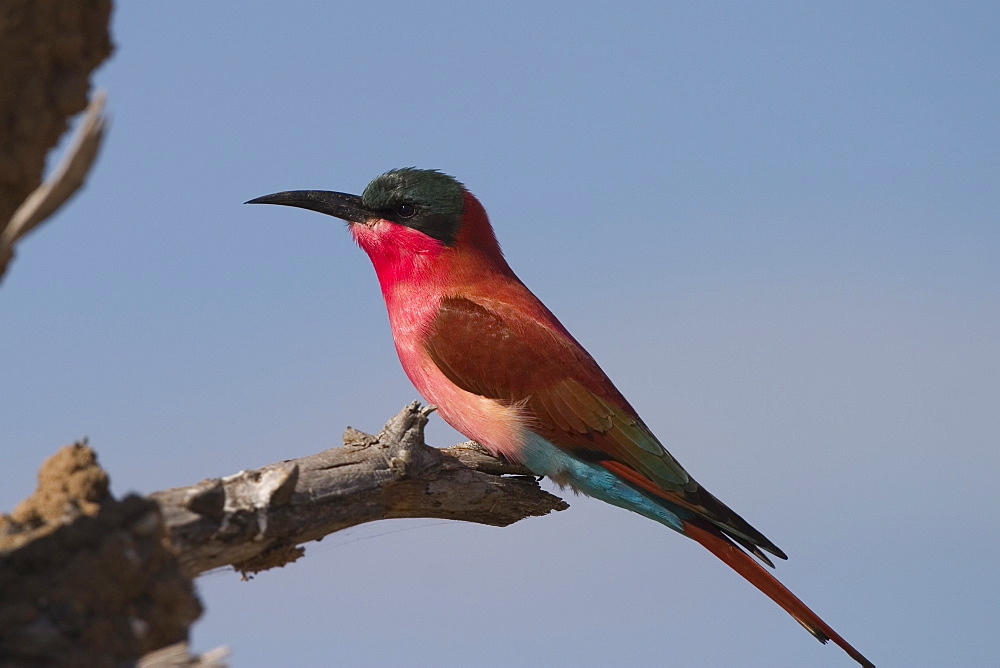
[{"xmin": 248, "ymin": 168, "xmax": 508, "ymax": 284}]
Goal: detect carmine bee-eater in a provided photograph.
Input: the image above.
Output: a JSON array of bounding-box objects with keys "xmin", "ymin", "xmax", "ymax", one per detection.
[{"xmin": 248, "ymin": 168, "xmax": 874, "ymax": 667}]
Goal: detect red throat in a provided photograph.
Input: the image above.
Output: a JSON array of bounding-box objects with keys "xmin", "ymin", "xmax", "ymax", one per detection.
[
  {"xmin": 350, "ymin": 191, "xmax": 516, "ymax": 302},
  {"xmin": 349, "ymin": 217, "xmax": 447, "ymax": 298}
]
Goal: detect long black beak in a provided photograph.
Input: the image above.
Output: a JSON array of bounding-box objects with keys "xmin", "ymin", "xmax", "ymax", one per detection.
[{"xmin": 245, "ymin": 190, "xmax": 371, "ymax": 223}]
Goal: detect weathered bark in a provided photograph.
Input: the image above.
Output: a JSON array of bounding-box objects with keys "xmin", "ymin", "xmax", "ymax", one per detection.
[
  {"xmin": 151, "ymin": 402, "xmax": 568, "ymax": 576},
  {"xmin": 0, "ymin": 0, "xmax": 112, "ymax": 282},
  {"xmin": 0, "ymin": 403, "xmax": 568, "ymax": 665}
]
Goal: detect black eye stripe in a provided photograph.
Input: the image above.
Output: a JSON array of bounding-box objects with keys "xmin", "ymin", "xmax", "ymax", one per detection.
[
  {"xmin": 380, "ymin": 198, "xmax": 459, "ymax": 246},
  {"xmin": 359, "ymin": 168, "xmax": 464, "ymax": 245}
]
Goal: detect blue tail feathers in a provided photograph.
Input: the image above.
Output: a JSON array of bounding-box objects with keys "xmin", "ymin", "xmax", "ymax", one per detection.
[{"xmin": 521, "ymin": 431, "xmax": 688, "ymax": 532}]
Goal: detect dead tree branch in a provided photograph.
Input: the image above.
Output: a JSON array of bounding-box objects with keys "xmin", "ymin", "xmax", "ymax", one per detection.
[
  {"xmin": 1, "ymin": 403, "xmax": 567, "ymax": 665},
  {"xmin": 0, "ymin": 0, "xmax": 112, "ymax": 282},
  {"xmin": 151, "ymin": 401, "xmax": 568, "ymax": 576}
]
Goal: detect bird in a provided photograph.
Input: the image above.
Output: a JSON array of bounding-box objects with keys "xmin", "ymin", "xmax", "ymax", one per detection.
[{"xmin": 247, "ymin": 167, "xmax": 874, "ymax": 667}]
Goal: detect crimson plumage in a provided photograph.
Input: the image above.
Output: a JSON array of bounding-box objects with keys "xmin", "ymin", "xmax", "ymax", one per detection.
[{"xmin": 248, "ymin": 168, "xmax": 874, "ymax": 667}]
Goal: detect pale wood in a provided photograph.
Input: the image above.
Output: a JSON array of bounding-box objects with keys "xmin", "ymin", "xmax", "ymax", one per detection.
[{"xmin": 150, "ymin": 402, "xmax": 568, "ymax": 576}]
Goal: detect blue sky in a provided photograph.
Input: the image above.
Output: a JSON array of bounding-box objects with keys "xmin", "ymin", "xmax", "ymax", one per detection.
[{"xmin": 2, "ymin": 2, "xmax": 998, "ymax": 666}]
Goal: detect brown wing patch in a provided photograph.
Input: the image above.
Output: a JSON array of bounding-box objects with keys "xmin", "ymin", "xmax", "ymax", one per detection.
[
  {"xmin": 425, "ymin": 296, "xmax": 556, "ymax": 401},
  {"xmin": 425, "ymin": 294, "xmax": 785, "ymax": 561}
]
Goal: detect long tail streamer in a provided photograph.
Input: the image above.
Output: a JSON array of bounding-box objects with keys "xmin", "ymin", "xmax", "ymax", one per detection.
[{"xmin": 682, "ymin": 520, "xmax": 875, "ymax": 668}]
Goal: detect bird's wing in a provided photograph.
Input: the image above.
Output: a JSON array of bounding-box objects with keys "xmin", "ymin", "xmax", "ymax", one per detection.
[{"xmin": 425, "ymin": 294, "xmax": 785, "ymax": 562}]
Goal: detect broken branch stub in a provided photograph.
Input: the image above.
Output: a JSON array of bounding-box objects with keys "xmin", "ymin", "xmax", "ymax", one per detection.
[{"xmin": 150, "ymin": 402, "xmax": 568, "ymax": 576}]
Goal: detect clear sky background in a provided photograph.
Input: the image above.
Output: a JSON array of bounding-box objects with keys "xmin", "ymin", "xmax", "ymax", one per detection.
[{"xmin": 2, "ymin": 2, "xmax": 998, "ymax": 666}]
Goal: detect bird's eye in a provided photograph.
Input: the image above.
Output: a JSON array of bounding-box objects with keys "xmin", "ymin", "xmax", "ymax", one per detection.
[{"xmin": 396, "ymin": 202, "xmax": 417, "ymax": 218}]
